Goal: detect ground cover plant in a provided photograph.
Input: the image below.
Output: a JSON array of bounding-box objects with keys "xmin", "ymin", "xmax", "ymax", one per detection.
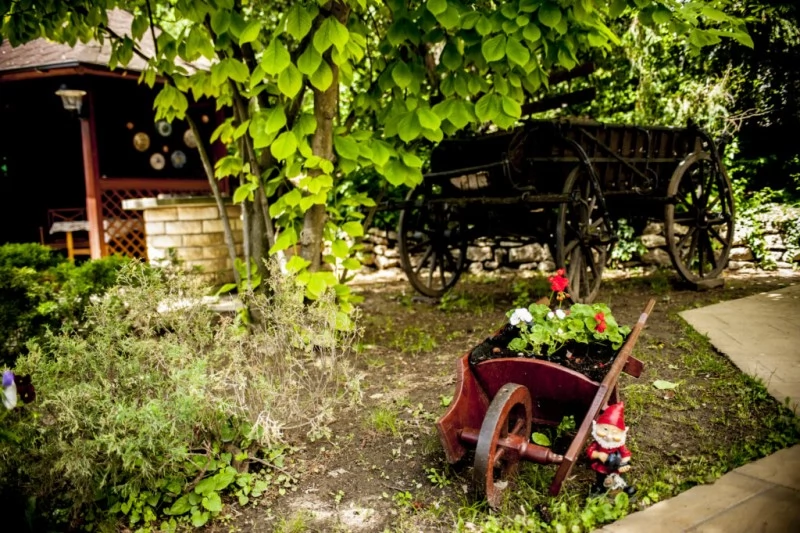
[{"xmin": 0, "ymin": 261, "xmax": 362, "ymax": 532}]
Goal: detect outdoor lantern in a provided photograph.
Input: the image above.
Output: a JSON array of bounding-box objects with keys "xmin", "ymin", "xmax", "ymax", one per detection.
[{"xmin": 55, "ymin": 85, "xmax": 87, "ymax": 115}]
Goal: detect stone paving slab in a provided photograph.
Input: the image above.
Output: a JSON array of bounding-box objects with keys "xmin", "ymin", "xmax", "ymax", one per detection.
[{"xmin": 679, "ymin": 283, "xmax": 800, "ymax": 410}]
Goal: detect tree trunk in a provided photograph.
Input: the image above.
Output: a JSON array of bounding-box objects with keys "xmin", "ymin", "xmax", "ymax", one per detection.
[{"xmin": 301, "ymin": 2, "xmax": 350, "ymax": 269}]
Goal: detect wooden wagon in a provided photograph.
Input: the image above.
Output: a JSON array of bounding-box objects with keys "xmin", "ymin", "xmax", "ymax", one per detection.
[{"xmin": 397, "ymin": 117, "xmax": 735, "ymax": 302}]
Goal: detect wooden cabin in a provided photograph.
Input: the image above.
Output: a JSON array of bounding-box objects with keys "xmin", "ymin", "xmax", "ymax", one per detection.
[{"xmin": 0, "ymin": 9, "xmax": 225, "ymax": 260}]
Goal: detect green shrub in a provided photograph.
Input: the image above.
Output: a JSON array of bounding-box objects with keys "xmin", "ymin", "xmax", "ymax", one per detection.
[
  {"xmin": 0, "ymin": 244, "xmax": 128, "ymax": 365},
  {"xmin": 1, "ymin": 261, "xmax": 361, "ymax": 529}
]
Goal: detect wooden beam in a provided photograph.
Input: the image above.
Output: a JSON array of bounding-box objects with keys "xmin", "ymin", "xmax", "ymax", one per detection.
[
  {"xmin": 0, "ymin": 64, "xmax": 146, "ymax": 83},
  {"xmin": 548, "ymin": 62, "xmax": 596, "ymax": 86},
  {"xmin": 522, "ymin": 87, "xmax": 597, "ymax": 117},
  {"xmin": 98, "ymin": 178, "xmax": 211, "ymax": 191},
  {"xmin": 80, "ymin": 93, "xmax": 106, "ymax": 259}
]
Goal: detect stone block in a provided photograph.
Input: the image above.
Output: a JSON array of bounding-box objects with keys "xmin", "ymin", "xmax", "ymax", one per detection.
[
  {"xmin": 203, "ymin": 219, "xmax": 224, "ymax": 233},
  {"xmin": 729, "ymin": 246, "xmax": 754, "ymax": 261},
  {"xmin": 387, "ymin": 230, "xmax": 398, "ymax": 242},
  {"xmin": 149, "ymin": 235, "xmax": 183, "ymax": 248},
  {"xmin": 226, "ymin": 206, "xmax": 241, "ymax": 219},
  {"xmin": 375, "ymin": 255, "xmax": 399, "ymax": 270},
  {"xmin": 147, "ymin": 247, "xmax": 168, "ymax": 260},
  {"xmin": 144, "ymin": 208, "xmax": 179, "ymax": 222},
  {"xmin": 467, "ymin": 246, "xmax": 493, "ymax": 262},
  {"xmin": 360, "ymin": 253, "xmax": 375, "ymax": 266},
  {"xmin": 384, "ymin": 247, "xmax": 399, "ymax": 259},
  {"xmin": 783, "ymin": 250, "xmax": 800, "ymax": 263},
  {"xmin": 768, "ymin": 250, "xmax": 784, "ymax": 263},
  {"xmin": 538, "ymin": 260, "xmax": 556, "ymax": 272},
  {"xmin": 765, "ymin": 234, "xmax": 785, "ymax": 251},
  {"xmin": 518, "ymin": 262, "xmax": 538, "ymax": 271},
  {"xmin": 494, "ymin": 248, "xmax": 508, "ymax": 265},
  {"xmin": 509, "ymin": 243, "xmax": 546, "ymax": 263},
  {"xmin": 361, "ymin": 243, "xmax": 374, "ymax": 253},
  {"xmin": 641, "ymin": 234, "xmax": 666, "ymax": 248},
  {"xmin": 145, "ymin": 221, "xmax": 165, "ymax": 235},
  {"xmin": 500, "ymin": 240, "xmax": 523, "ymax": 247},
  {"xmin": 165, "ymin": 221, "xmax": 203, "ymax": 235},
  {"xmin": 726, "ymin": 260, "xmax": 749, "ymax": 271},
  {"xmin": 184, "ymin": 233, "xmax": 225, "ymax": 246},
  {"xmin": 204, "ymin": 245, "xmax": 230, "ymax": 259},
  {"xmin": 641, "ymin": 248, "xmax": 672, "ymax": 267},
  {"xmin": 468, "ymin": 262, "xmax": 484, "ymax": 274},
  {"xmin": 775, "ymin": 261, "xmax": 793, "ymax": 269},
  {"xmin": 373, "ymin": 244, "xmax": 386, "ymax": 256},
  {"xmin": 185, "ymin": 258, "xmax": 228, "ymax": 273},
  {"xmin": 643, "ymin": 222, "xmax": 664, "ymax": 235},
  {"xmin": 483, "ymin": 261, "xmax": 499, "ymax": 270},
  {"xmin": 673, "ymin": 223, "xmax": 690, "ymax": 236},
  {"xmin": 180, "ymin": 247, "xmax": 205, "ymax": 260},
  {"xmin": 178, "ymin": 206, "xmax": 219, "ymax": 221}
]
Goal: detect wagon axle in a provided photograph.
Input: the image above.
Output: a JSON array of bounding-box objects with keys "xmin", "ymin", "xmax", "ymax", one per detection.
[{"xmin": 458, "ymin": 427, "xmax": 564, "ymax": 466}]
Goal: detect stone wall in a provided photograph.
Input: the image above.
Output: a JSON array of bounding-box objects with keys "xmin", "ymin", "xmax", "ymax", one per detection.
[
  {"xmin": 360, "ymin": 204, "xmax": 800, "ymax": 275},
  {"xmin": 123, "ymin": 197, "xmax": 243, "ymax": 284}
]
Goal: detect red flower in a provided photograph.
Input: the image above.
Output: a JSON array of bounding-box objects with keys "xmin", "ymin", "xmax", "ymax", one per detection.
[
  {"xmin": 594, "ymin": 312, "xmax": 605, "ymax": 322},
  {"xmin": 595, "ymin": 321, "xmax": 607, "ymax": 333},
  {"xmin": 549, "ymin": 272, "xmax": 569, "ymax": 293}
]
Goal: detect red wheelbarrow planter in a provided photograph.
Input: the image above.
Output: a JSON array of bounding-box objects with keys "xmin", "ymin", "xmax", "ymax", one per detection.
[{"xmin": 436, "ymin": 299, "xmax": 655, "ymax": 508}]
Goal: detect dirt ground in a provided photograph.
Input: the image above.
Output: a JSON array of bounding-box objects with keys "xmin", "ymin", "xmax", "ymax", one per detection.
[{"xmin": 213, "ymin": 267, "xmax": 800, "ymax": 533}]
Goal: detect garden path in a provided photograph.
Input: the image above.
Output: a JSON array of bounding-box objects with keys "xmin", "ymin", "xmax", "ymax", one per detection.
[{"xmin": 596, "ymin": 283, "xmax": 800, "ymax": 533}]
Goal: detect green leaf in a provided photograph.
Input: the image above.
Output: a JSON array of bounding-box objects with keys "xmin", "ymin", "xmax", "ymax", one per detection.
[
  {"xmin": 314, "ymin": 17, "xmax": 350, "ymax": 54},
  {"xmin": 297, "ymin": 46, "xmax": 322, "ymax": 76},
  {"xmin": 427, "ymin": 0, "xmax": 447, "ymax": 16},
  {"xmin": 392, "ymin": 61, "xmax": 413, "ymax": 89},
  {"xmin": 286, "ymin": 4, "xmax": 314, "ymax": 40},
  {"xmin": 502, "ymin": 96, "xmax": 521, "ymax": 119},
  {"xmin": 191, "ymin": 510, "xmax": 210, "ymax": 527},
  {"xmin": 262, "ymin": 39, "xmax": 292, "ymax": 76},
  {"xmin": 416, "ymin": 107, "xmax": 441, "ymax": 130},
  {"xmin": 436, "ymin": 6, "xmax": 461, "ymax": 30},
  {"xmin": 476, "ymin": 16, "xmax": 493, "ymax": 36},
  {"xmin": 653, "ymin": 380, "xmax": 678, "ymax": 390},
  {"xmin": 271, "ymin": 131, "xmax": 298, "ymax": 160},
  {"xmin": 278, "ymin": 64, "xmax": 303, "ymax": 97},
  {"xmin": 334, "ymin": 135, "xmax": 359, "ymax": 160},
  {"xmin": 397, "ymin": 112, "xmax": 421, "ymax": 142},
  {"xmin": 239, "ymin": 21, "xmax": 261, "ymax": 45},
  {"xmin": 202, "ymin": 492, "xmax": 222, "ymax": 513},
  {"xmin": 210, "ymin": 10, "xmax": 231, "ymax": 35},
  {"xmin": 505, "ymin": 38, "xmax": 530, "ymax": 67},
  {"xmin": 732, "ymin": 31, "xmax": 754, "ymax": 48},
  {"xmin": 481, "ymin": 35, "xmax": 506, "ymax": 62},
  {"xmin": 285, "ymin": 255, "xmax": 311, "ymax": 274},
  {"xmin": 441, "ymin": 42, "xmax": 462, "ymax": 70},
  {"xmin": 609, "ymin": 0, "xmax": 627, "ymax": 18},
  {"xmin": 270, "ymin": 227, "xmax": 298, "ymax": 254},
  {"xmin": 475, "ymin": 93, "xmax": 501, "ymax": 123},
  {"xmin": 538, "ymin": 3, "xmax": 562, "ymax": 29},
  {"xmin": 195, "ymin": 477, "xmax": 216, "ymax": 496},
  {"xmin": 523, "ymin": 24, "xmax": 541, "ymax": 43},
  {"xmin": 342, "ymin": 257, "xmax": 361, "ymax": 270},
  {"xmin": 401, "ymin": 152, "xmax": 423, "ymax": 168},
  {"xmin": 652, "ymin": 6, "xmax": 671, "ymax": 25},
  {"xmin": 332, "ymin": 239, "xmax": 349, "ymax": 259},
  {"xmin": 266, "ymin": 107, "xmax": 287, "ymax": 134},
  {"xmin": 310, "ymin": 60, "xmax": 333, "ymax": 91},
  {"xmin": 342, "ymin": 221, "xmax": 364, "ymax": 238},
  {"xmin": 233, "ymin": 185, "xmax": 250, "ymax": 203},
  {"xmin": 701, "ymin": 7, "xmax": 728, "ymax": 22},
  {"xmin": 532, "ymin": 432, "xmax": 551, "ymax": 446},
  {"xmin": 165, "ymin": 495, "xmax": 192, "ymax": 516}
]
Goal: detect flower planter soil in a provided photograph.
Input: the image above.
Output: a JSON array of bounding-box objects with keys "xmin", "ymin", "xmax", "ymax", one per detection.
[{"xmin": 468, "ymin": 324, "xmax": 623, "ymax": 383}]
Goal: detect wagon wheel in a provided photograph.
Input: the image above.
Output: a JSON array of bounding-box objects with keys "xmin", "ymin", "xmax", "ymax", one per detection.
[
  {"xmin": 665, "ymin": 151, "xmax": 735, "ymax": 282},
  {"xmin": 556, "ymin": 166, "xmax": 613, "ymax": 304},
  {"xmin": 398, "ymin": 188, "xmax": 468, "ymax": 298},
  {"xmin": 474, "ymin": 383, "xmax": 533, "ymax": 509}
]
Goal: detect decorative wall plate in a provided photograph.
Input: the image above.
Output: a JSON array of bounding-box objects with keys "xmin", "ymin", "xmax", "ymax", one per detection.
[
  {"xmin": 171, "ymin": 150, "xmax": 187, "ymax": 169},
  {"xmin": 156, "ymin": 120, "xmax": 172, "ymax": 137},
  {"xmin": 133, "ymin": 132, "xmax": 150, "ymax": 152},
  {"xmin": 183, "ymin": 129, "xmax": 197, "ymax": 149},
  {"xmin": 150, "ymin": 153, "xmax": 165, "ymax": 170}
]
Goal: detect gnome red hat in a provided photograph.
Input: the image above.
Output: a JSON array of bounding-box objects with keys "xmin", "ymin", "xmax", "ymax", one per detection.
[{"xmin": 597, "ymin": 402, "xmax": 626, "ymax": 430}]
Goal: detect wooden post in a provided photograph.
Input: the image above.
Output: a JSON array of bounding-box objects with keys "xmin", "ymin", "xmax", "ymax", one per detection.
[{"xmin": 80, "ymin": 93, "xmax": 105, "ymax": 259}]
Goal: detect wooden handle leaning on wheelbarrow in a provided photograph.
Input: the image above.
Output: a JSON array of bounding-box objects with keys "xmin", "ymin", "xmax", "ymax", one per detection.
[{"xmin": 548, "ymin": 298, "xmax": 657, "ymax": 496}]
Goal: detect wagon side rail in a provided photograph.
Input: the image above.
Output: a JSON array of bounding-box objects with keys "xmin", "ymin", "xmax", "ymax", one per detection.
[{"xmin": 549, "ymin": 298, "xmax": 657, "ymax": 495}]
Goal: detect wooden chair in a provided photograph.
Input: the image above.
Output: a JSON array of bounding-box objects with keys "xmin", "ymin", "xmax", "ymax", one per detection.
[{"xmin": 43, "ymin": 208, "xmax": 92, "ymax": 261}]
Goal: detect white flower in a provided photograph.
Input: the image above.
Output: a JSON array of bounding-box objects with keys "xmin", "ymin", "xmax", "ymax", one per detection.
[
  {"xmin": 555, "ymin": 309, "xmax": 566, "ymax": 320},
  {"xmin": 557, "ymin": 328, "xmax": 565, "ymax": 336},
  {"xmin": 2, "ymin": 381, "xmax": 17, "ymax": 410},
  {"xmin": 509, "ymin": 308, "xmax": 533, "ymax": 326},
  {"xmin": 547, "ymin": 311, "xmax": 555, "ymax": 319}
]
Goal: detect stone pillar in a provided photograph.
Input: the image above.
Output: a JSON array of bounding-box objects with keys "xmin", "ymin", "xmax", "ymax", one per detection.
[{"xmin": 123, "ymin": 196, "xmax": 243, "ymax": 284}]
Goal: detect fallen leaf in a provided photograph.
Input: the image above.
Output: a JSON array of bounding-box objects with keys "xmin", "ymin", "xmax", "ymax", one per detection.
[{"xmin": 653, "ymin": 379, "xmax": 678, "ymax": 390}]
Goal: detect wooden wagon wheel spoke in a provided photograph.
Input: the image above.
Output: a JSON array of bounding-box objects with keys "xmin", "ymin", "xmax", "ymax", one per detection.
[
  {"xmin": 474, "ymin": 383, "xmax": 533, "ymax": 509},
  {"xmin": 399, "ymin": 189, "xmax": 468, "ymax": 297},
  {"xmin": 665, "ymin": 151, "xmax": 734, "ymax": 283}
]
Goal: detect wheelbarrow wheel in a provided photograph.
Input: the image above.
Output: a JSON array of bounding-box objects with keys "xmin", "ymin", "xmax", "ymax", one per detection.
[
  {"xmin": 474, "ymin": 383, "xmax": 533, "ymax": 509},
  {"xmin": 665, "ymin": 151, "xmax": 735, "ymax": 283},
  {"xmin": 398, "ymin": 187, "xmax": 468, "ymax": 298},
  {"xmin": 556, "ymin": 165, "xmax": 612, "ymax": 304}
]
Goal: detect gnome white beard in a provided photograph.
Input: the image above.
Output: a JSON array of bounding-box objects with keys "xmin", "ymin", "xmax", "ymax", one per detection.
[{"xmin": 592, "ymin": 424, "xmax": 627, "ymax": 450}]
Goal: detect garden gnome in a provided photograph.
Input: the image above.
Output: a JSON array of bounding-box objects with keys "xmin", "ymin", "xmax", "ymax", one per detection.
[{"xmin": 586, "ymin": 402, "xmax": 635, "ymax": 496}]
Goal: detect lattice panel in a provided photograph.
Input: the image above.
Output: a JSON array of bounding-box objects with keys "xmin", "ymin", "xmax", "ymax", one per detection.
[{"xmin": 101, "ymin": 187, "xmax": 208, "ymax": 259}]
